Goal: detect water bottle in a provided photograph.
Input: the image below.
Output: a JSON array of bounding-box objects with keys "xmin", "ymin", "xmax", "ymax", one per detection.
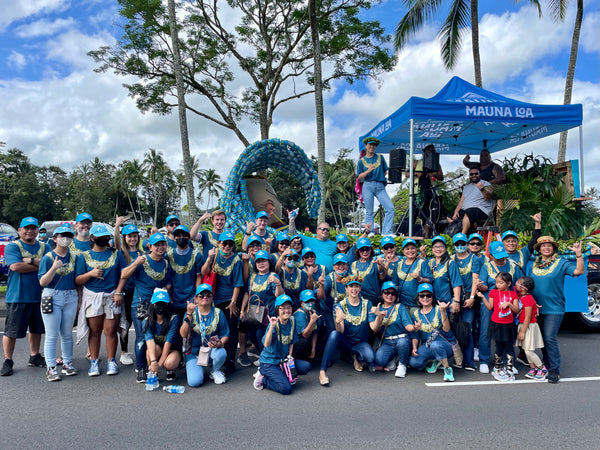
[
  {"xmin": 163, "ymin": 385, "xmax": 185, "ymax": 394},
  {"xmin": 152, "ymin": 373, "xmax": 159, "ymax": 390},
  {"xmin": 290, "ymin": 208, "xmax": 298, "ymax": 219},
  {"xmin": 145, "ymin": 374, "xmax": 154, "ymax": 391}
]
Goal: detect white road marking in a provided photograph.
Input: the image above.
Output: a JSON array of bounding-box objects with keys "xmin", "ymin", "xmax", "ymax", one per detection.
[{"xmin": 425, "ymin": 376, "xmax": 600, "ymax": 387}]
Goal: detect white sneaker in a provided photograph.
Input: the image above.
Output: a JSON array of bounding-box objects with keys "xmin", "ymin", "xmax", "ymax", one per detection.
[
  {"xmin": 385, "ymin": 357, "xmax": 398, "ymax": 371},
  {"xmin": 479, "ymin": 363, "xmax": 489, "ymax": 374},
  {"xmin": 474, "ymin": 348, "xmax": 480, "ymax": 362},
  {"xmin": 210, "ymin": 370, "xmax": 227, "ymax": 385},
  {"xmin": 106, "ymin": 359, "xmax": 119, "ymax": 375},
  {"xmin": 253, "ymin": 359, "xmax": 261, "ymax": 367},
  {"xmin": 120, "ymin": 353, "xmax": 134, "ymax": 366},
  {"xmin": 253, "ymin": 371, "xmax": 264, "ymax": 390},
  {"xmin": 395, "ymin": 363, "xmax": 407, "ymax": 378}
]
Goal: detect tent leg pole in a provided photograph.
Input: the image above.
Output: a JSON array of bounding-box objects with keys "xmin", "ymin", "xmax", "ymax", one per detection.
[
  {"xmin": 408, "ymin": 119, "xmax": 414, "ymax": 237},
  {"xmin": 579, "ymin": 125, "xmax": 584, "ymax": 193}
]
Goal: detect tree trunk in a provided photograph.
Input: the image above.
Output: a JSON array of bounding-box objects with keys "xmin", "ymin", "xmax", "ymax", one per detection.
[
  {"xmin": 127, "ymin": 193, "xmax": 137, "ymax": 223},
  {"xmin": 471, "ymin": 0, "xmax": 482, "ymax": 87},
  {"xmin": 558, "ymin": 0, "xmax": 583, "ymax": 163},
  {"xmin": 167, "ymin": 0, "xmax": 197, "ymax": 220},
  {"xmin": 310, "ymin": 0, "xmax": 327, "ymax": 223}
]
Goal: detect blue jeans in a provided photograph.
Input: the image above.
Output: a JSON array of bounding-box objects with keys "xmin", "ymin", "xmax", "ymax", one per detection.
[
  {"xmin": 320, "ymin": 330, "xmax": 375, "ymax": 371},
  {"xmin": 478, "ymin": 302, "xmax": 493, "ymax": 366},
  {"xmin": 41, "ymin": 289, "xmax": 78, "ymax": 367},
  {"xmin": 409, "ymin": 339, "xmax": 454, "ymax": 370},
  {"xmin": 460, "ymin": 307, "xmax": 475, "ymax": 367},
  {"xmin": 185, "ymin": 347, "xmax": 227, "ymax": 387},
  {"xmin": 131, "ymin": 305, "xmax": 146, "ymax": 371},
  {"xmin": 375, "ymin": 335, "xmax": 411, "ymax": 366},
  {"xmin": 538, "ymin": 314, "xmax": 564, "ymax": 372},
  {"xmin": 362, "ymin": 181, "xmax": 395, "ymax": 235}
]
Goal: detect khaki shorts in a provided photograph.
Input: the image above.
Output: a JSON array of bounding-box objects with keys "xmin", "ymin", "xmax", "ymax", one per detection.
[{"xmin": 82, "ymin": 287, "xmax": 121, "ymax": 319}]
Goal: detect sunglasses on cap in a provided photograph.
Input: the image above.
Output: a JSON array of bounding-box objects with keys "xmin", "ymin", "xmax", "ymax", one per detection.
[{"xmin": 418, "ymin": 293, "xmax": 432, "ymax": 298}]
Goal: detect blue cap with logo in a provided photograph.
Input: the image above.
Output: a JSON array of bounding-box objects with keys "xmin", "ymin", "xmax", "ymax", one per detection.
[
  {"xmin": 381, "ymin": 236, "xmax": 396, "ymax": 247},
  {"xmin": 502, "ymin": 230, "xmax": 518, "ymax": 241},
  {"xmin": 335, "ymin": 234, "xmax": 349, "ymax": 243},
  {"xmin": 255, "ymin": 211, "xmax": 268, "ymax": 220},
  {"xmin": 468, "ymin": 233, "xmax": 483, "ymax": 243},
  {"xmin": 247, "ymin": 235, "xmax": 264, "ymax": 247},
  {"xmin": 151, "ymin": 290, "xmax": 170, "ymax": 304},
  {"xmin": 148, "ymin": 232, "xmax": 166, "ymax": 245},
  {"xmin": 122, "ymin": 224, "xmax": 139, "ymax": 235},
  {"xmin": 219, "ymin": 231, "xmax": 236, "ymax": 242},
  {"xmin": 165, "ymin": 214, "xmax": 180, "ymax": 225},
  {"xmin": 452, "ymin": 233, "xmax": 468, "ymax": 244},
  {"xmin": 489, "ymin": 241, "xmax": 508, "ymax": 259},
  {"xmin": 381, "ymin": 281, "xmax": 398, "ymax": 292},
  {"xmin": 290, "ymin": 234, "xmax": 302, "ymax": 242},
  {"xmin": 19, "ymin": 217, "xmax": 39, "ymax": 228},
  {"xmin": 300, "ymin": 290, "xmax": 317, "ymax": 303},
  {"xmin": 90, "ymin": 224, "xmax": 111, "ymax": 237},
  {"xmin": 356, "ymin": 237, "xmax": 371, "ymax": 250},
  {"xmin": 431, "ymin": 235, "xmax": 447, "ymax": 245},
  {"xmin": 333, "ymin": 253, "xmax": 349, "ymax": 265},
  {"xmin": 402, "ymin": 238, "xmax": 417, "ymax": 249},
  {"xmin": 53, "ymin": 225, "xmax": 74, "ymax": 236},
  {"xmin": 255, "ymin": 249, "xmax": 269, "ymax": 261},
  {"xmin": 75, "ymin": 213, "xmax": 92, "ymax": 223},
  {"xmin": 276, "ymin": 232, "xmax": 290, "ymax": 242},
  {"xmin": 195, "ymin": 284, "xmax": 213, "ymax": 296},
  {"xmin": 275, "ymin": 294, "xmax": 293, "ymax": 308},
  {"xmin": 417, "ymin": 283, "xmax": 433, "ymax": 294},
  {"xmin": 173, "ymin": 225, "xmax": 190, "ymax": 236},
  {"xmin": 301, "ymin": 247, "xmax": 316, "ymax": 258}
]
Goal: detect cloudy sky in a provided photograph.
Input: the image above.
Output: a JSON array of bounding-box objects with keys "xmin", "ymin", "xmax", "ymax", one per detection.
[{"xmin": 1, "ymin": 0, "xmax": 598, "ymax": 209}]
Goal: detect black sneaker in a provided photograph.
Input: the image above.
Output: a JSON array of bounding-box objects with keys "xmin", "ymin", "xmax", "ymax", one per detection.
[
  {"xmin": 136, "ymin": 368, "xmax": 147, "ymax": 383},
  {"xmin": 547, "ymin": 369, "xmax": 560, "ymax": 384},
  {"xmin": 237, "ymin": 352, "xmax": 252, "ymax": 367},
  {"xmin": 28, "ymin": 353, "xmax": 46, "ymax": 367},
  {"xmin": 166, "ymin": 370, "xmax": 176, "ymax": 381},
  {"xmin": 1, "ymin": 359, "xmax": 14, "ymax": 376}
]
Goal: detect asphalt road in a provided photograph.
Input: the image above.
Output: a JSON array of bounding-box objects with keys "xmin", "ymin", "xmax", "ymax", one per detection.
[{"xmin": 1, "ymin": 326, "xmax": 599, "ymax": 449}]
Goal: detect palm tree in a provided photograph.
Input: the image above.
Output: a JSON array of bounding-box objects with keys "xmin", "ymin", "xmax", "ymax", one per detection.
[
  {"xmin": 115, "ymin": 162, "xmax": 138, "ymax": 222},
  {"xmin": 174, "ymin": 171, "xmax": 186, "ymax": 216},
  {"xmin": 143, "ymin": 148, "xmax": 170, "ymax": 225},
  {"xmin": 394, "ymin": 1, "xmax": 541, "ymax": 87},
  {"xmin": 197, "ymin": 168, "xmax": 223, "ymax": 210}
]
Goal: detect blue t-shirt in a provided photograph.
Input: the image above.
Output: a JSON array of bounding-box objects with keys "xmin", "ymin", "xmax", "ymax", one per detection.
[
  {"xmin": 198, "ymin": 230, "xmax": 221, "ymax": 261},
  {"xmin": 69, "ymin": 238, "xmax": 91, "ymax": 256},
  {"xmin": 379, "ymin": 303, "xmax": 413, "ymax": 337},
  {"xmin": 335, "ymin": 298, "xmax": 376, "ymax": 345},
  {"xmin": 507, "ymin": 247, "xmax": 533, "ymax": 269},
  {"xmin": 428, "ymin": 258, "xmax": 463, "ymax": 302},
  {"xmin": 248, "ymin": 272, "xmax": 280, "ymax": 316},
  {"xmin": 392, "ymin": 258, "xmax": 432, "ymax": 308},
  {"xmin": 450, "ymin": 253, "xmax": 482, "ymax": 294},
  {"xmin": 259, "ymin": 319, "xmax": 297, "ymax": 365},
  {"xmin": 280, "ymin": 267, "xmax": 308, "ymax": 309},
  {"xmin": 350, "ymin": 259, "xmax": 380, "ymax": 302},
  {"xmin": 478, "ymin": 258, "xmax": 524, "ymax": 294},
  {"xmin": 356, "ymin": 154, "xmax": 389, "ymax": 184},
  {"xmin": 38, "ymin": 250, "xmax": 77, "ymax": 291},
  {"xmin": 188, "ymin": 307, "xmax": 230, "ymax": 356},
  {"xmin": 293, "ymin": 307, "xmax": 318, "ymax": 337},
  {"xmin": 212, "ymin": 252, "xmax": 244, "ymax": 305},
  {"xmin": 413, "ymin": 306, "xmax": 455, "ymax": 344},
  {"xmin": 5, "ymin": 240, "xmax": 51, "ymax": 303},
  {"xmin": 321, "ymin": 273, "xmax": 347, "ymax": 317},
  {"xmin": 300, "ymin": 236, "xmax": 337, "ymax": 272},
  {"xmin": 143, "ymin": 314, "xmax": 181, "ymax": 345},
  {"xmin": 123, "ymin": 250, "xmax": 142, "ymax": 291},
  {"xmin": 131, "ymin": 257, "xmax": 173, "ymax": 306},
  {"xmin": 527, "ymin": 258, "xmax": 577, "ymax": 315},
  {"xmin": 75, "ymin": 249, "xmax": 127, "ymax": 293},
  {"xmin": 165, "ymin": 248, "xmax": 204, "ymax": 308}
]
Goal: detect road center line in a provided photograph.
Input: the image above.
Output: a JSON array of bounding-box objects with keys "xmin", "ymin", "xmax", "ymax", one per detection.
[{"xmin": 425, "ymin": 376, "xmax": 600, "ymax": 387}]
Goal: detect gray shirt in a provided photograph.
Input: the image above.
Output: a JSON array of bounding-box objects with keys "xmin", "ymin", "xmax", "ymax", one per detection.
[{"xmin": 462, "ymin": 181, "xmax": 493, "ymax": 215}]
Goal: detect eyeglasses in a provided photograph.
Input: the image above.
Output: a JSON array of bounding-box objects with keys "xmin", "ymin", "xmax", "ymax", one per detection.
[
  {"xmin": 221, "ymin": 241, "xmax": 235, "ymax": 247},
  {"xmin": 317, "ymin": 227, "xmax": 330, "ymax": 232},
  {"xmin": 382, "ymin": 290, "xmax": 396, "ymax": 296},
  {"xmin": 468, "ymin": 242, "xmax": 482, "ymax": 246},
  {"xmin": 383, "ymin": 245, "xmax": 396, "ymax": 250},
  {"xmin": 418, "ymin": 293, "xmax": 432, "ymax": 298},
  {"xmin": 167, "ymin": 222, "xmax": 180, "ymax": 227}
]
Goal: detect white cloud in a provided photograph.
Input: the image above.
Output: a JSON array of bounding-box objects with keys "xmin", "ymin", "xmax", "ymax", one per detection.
[
  {"xmin": 7, "ymin": 51, "xmax": 27, "ymax": 70},
  {"xmin": 15, "ymin": 17, "xmax": 75, "ymax": 38},
  {"xmin": 45, "ymin": 29, "xmax": 113, "ymax": 69},
  {"xmin": 0, "ymin": 0, "xmax": 70, "ymax": 32}
]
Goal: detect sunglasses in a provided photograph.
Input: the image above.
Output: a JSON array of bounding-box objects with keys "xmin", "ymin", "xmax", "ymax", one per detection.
[
  {"xmin": 383, "ymin": 245, "xmax": 396, "ymax": 250},
  {"xmin": 317, "ymin": 227, "xmax": 330, "ymax": 232},
  {"xmin": 454, "ymin": 242, "xmax": 467, "ymax": 246},
  {"xmin": 468, "ymin": 242, "xmax": 482, "ymax": 246},
  {"xmin": 167, "ymin": 222, "xmax": 181, "ymax": 227},
  {"xmin": 286, "ymin": 256, "xmax": 299, "ymax": 261},
  {"xmin": 197, "ymin": 293, "xmax": 213, "ymax": 298},
  {"xmin": 382, "ymin": 290, "xmax": 396, "ymax": 296},
  {"xmin": 359, "ymin": 247, "xmax": 371, "ymax": 252},
  {"xmin": 279, "ymin": 241, "xmax": 290, "ymax": 246},
  {"xmin": 221, "ymin": 241, "xmax": 235, "ymax": 247},
  {"xmin": 418, "ymin": 293, "xmax": 432, "ymax": 298},
  {"xmin": 469, "ymin": 173, "xmax": 480, "ymax": 177}
]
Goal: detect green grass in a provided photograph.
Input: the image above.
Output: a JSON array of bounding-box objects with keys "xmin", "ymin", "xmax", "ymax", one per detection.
[{"xmin": 0, "ymin": 285, "xmax": 6, "ymax": 294}]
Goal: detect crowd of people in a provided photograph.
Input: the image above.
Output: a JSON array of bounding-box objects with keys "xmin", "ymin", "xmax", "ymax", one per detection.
[{"xmin": 1, "ymin": 205, "xmax": 587, "ymax": 394}]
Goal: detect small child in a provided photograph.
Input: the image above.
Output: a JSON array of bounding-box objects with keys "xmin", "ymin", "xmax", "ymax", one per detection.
[
  {"xmin": 477, "ymin": 272, "xmax": 519, "ymax": 382},
  {"xmin": 515, "ymin": 276, "xmax": 547, "ymax": 381}
]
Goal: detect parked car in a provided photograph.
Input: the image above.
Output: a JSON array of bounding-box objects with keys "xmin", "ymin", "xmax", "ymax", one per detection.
[
  {"xmin": 576, "ymin": 253, "xmax": 600, "ymax": 330},
  {"xmin": 0, "ymin": 222, "xmax": 19, "ymax": 285}
]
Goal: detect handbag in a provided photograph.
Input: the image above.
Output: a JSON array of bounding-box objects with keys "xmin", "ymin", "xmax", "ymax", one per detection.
[
  {"xmin": 202, "ymin": 254, "xmax": 218, "ymax": 291},
  {"xmin": 41, "ymin": 295, "xmax": 53, "ymax": 314},
  {"xmin": 197, "ymin": 346, "xmax": 211, "ymax": 367},
  {"xmin": 241, "ymin": 294, "xmax": 267, "ymax": 326},
  {"xmin": 277, "ymin": 322, "xmax": 297, "ymax": 385}
]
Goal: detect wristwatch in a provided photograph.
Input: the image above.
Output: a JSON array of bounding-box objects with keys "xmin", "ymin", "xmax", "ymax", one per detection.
[{"xmin": 29, "ymin": 257, "xmax": 34, "ymax": 265}]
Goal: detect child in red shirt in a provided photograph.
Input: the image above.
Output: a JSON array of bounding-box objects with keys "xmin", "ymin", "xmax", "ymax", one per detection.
[
  {"xmin": 477, "ymin": 272, "xmax": 519, "ymax": 381},
  {"xmin": 515, "ymin": 276, "xmax": 546, "ymax": 381}
]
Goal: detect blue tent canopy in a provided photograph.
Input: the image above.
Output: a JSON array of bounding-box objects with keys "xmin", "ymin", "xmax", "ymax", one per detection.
[{"xmin": 359, "ymin": 76, "xmax": 583, "ymax": 154}]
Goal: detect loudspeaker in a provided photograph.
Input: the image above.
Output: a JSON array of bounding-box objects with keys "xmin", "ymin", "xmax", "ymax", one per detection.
[
  {"xmin": 388, "ymin": 169, "xmax": 402, "ymax": 184},
  {"xmin": 389, "ymin": 148, "xmax": 406, "ymax": 170},
  {"xmin": 423, "ymin": 150, "xmax": 440, "ymax": 173}
]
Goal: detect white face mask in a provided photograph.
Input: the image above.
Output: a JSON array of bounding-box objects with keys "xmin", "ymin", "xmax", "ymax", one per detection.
[
  {"xmin": 56, "ymin": 237, "xmax": 73, "ymax": 248},
  {"xmin": 78, "ymin": 230, "xmax": 90, "ymax": 237}
]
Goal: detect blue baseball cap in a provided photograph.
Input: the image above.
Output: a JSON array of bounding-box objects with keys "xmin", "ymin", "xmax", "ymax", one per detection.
[
  {"xmin": 489, "ymin": 241, "xmax": 508, "ymax": 259},
  {"xmin": 300, "ymin": 290, "xmax": 317, "ymax": 303},
  {"xmin": 173, "ymin": 225, "xmax": 190, "ymax": 236},
  {"xmin": 219, "ymin": 231, "xmax": 236, "ymax": 242},
  {"xmin": 247, "ymin": 235, "xmax": 264, "ymax": 246},
  {"xmin": 148, "ymin": 232, "xmax": 166, "ymax": 245},
  {"xmin": 255, "ymin": 249, "xmax": 269, "ymax": 261},
  {"xmin": 452, "ymin": 233, "xmax": 468, "ymax": 244},
  {"xmin": 381, "ymin": 236, "xmax": 396, "ymax": 247},
  {"xmin": 19, "ymin": 217, "xmax": 39, "ymax": 228},
  {"xmin": 417, "ymin": 283, "xmax": 433, "ymax": 294},
  {"xmin": 195, "ymin": 284, "xmax": 213, "ymax": 296},
  {"xmin": 468, "ymin": 233, "xmax": 483, "ymax": 243},
  {"xmin": 301, "ymin": 247, "xmax": 315, "ymax": 258},
  {"xmin": 336, "ymin": 234, "xmax": 349, "ymax": 243},
  {"xmin": 287, "ymin": 249, "xmax": 299, "ymax": 258},
  {"xmin": 356, "ymin": 237, "xmax": 371, "ymax": 250},
  {"xmin": 165, "ymin": 214, "xmax": 180, "ymax": 225},
  {"xmin": 431, "ymin": 235, "xmax": 447, "ymax": 245},
  {"xmin": 290, "ymin": 234, "xmax": 302, "ymax": 242},
  {"xmin": 90, "ymin": 224, "xmax": 111, "ymax": 237},
  {"xmin": 255, "ymin": 211, "xmax": 268, "ymax": 220},
  {"xmin": 402, "ymin": 238, "xmax": 417, "ymax": 249},
  {"xmin": 502, "ymin": 230, "xmax": 518, "ymax": 241},
  {"xmin": 275, "ymin": 295, "xmax": 293, "ymax": 308},
  {"xmin": 381, "ymin": 281, "xmax": 398, "ymax": 292},
  {"xmin": 151, "ymin": 290, "xmax": 170, "ymax": 304},
  {"xmin": 122, "ymin": 224, "xmax": 139, "ymax": 235},
  {"xmin": 276, "ymin": 232, "xmax": 290, "ymax": 242},
  {"xmin": 53, "ymin": 225, "xmax": 74, "ymax": 236},
  {"xmin": 75, "ymin": 213, "xmax": 92, "ymax": 223},
  {"xmin": 333, "ymin": 253, "xmax": 349, "ymax": 265}
]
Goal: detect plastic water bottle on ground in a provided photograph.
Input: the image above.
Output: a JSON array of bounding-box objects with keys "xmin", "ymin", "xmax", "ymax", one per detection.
[
  {"xmin": 146, "ymin": 372, "xmax": 158, "ymax": 391},
  {"xmin": 163, "ymin": 385, "xmax": 185, "ymax": 394}
]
